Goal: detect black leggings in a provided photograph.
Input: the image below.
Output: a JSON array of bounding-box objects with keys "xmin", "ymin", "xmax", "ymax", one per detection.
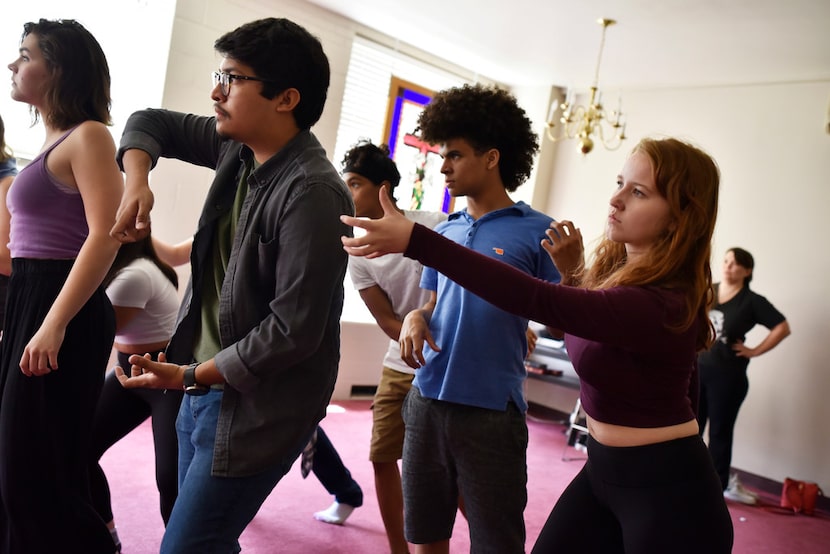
[
  {"xmin": 531, "ymin": 435, "xmax": 733, "ymax": 554},
  {"xmin": 311, "ymin": 426, "xmax": 364, "ymax": 507},
  {"xmin": 89, "ymin": 350, "xmax": 183, "ymax": 524},
  {"xmin": 697, "ymin": 360, "xmax": 749, "ymax": 489}
]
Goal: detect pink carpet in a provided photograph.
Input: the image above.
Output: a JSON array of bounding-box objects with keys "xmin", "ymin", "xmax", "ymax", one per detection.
[{"xmin": 101, "ymin": 400, "xmax": 830, "ymax": 553}]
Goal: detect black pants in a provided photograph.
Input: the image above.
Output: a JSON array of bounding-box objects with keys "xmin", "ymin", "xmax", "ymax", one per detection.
[
  {"xmin": 531, "ymin": 435, "xmax": 733, "ymax": 554},
  {"xmin": 0, "ymin": 259, "xmax": 115, "ymax": 554},
  {"xmin": 89, "ymin": 350, "xmax": 183, "ymax": 524},
  {"xmin": 697, "ymin": 360, "xmax": 749, "ymax": 489},
  {"xmin": 310, "ymin": 426, "xmax": 363, "ymax": 507}
]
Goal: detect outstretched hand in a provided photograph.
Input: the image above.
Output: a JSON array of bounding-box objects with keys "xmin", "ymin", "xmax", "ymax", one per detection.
[
  {"xmin": 115, "ymin": 352, "xmax": 184, "ymax": 390},
  {"xmin": 542, "ymin": 220, "xmax": 584, "ymax": 284},
  {"xmin": 341, "ymin": 186, "xmax": 415, "ymax": 258}
]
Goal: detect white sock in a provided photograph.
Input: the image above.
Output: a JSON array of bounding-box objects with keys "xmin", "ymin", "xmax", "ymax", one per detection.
[
  {"xmin": 110, "ymin": 527, "xmax": 122, "ymax": 552},
  {"xmin": 313, "ymin": 501, "xmax": 356, "ymax": 525}
]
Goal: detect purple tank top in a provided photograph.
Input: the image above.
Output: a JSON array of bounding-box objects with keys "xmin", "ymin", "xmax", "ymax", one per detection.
[{"xmin": 7, "ymin": 127, "xmax": 88, "ymax": 259}]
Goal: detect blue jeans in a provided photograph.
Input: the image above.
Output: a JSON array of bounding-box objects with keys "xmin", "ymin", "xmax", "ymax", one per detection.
[{"xmin": 161, "ymin": 390, "xmax": 292, "ymax": 554}]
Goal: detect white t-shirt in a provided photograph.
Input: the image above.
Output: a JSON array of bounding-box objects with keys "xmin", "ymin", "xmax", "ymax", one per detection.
[
  {"xmin": 106, "ymin": 257, "xmax": 180, "ymax": 345},
  {"xmin": 348, "ymin": 210, "xmax": 448, "ymax": 374}
]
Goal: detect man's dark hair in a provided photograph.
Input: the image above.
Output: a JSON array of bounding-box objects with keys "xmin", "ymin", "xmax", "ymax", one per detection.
[
  {"xmin": 214, "ymin": 18, "xmax": 330, "ymax": 129},
  {"xmin": 340, "ymin": 140, "xmax": 401, "ymax": 196},
  {"xmin": 22, "ymin": 19, "xmax": 112, "ymax": 128},
  {"xmin": 416, "ymin": 83, "xmax": 538, "ymax": 192}
]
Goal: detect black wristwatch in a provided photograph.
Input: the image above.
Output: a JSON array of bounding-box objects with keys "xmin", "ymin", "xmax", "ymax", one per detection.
[{"xmin": 183, "ymin": 363, "xmax": 209, "ymax": 396}]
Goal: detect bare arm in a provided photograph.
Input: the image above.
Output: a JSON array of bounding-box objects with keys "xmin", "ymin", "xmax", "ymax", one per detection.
[
  {"xmin": 358, "ymin": 285, "xmax": 403, "ymax": 341},
  {"xmin": 21, "ymin": 122, "xmax": 122, "ymax": 375},
  {"xmin": 153, "ymin": 236, "xmax": 193, "ymax": 268},
  {"xmin": 112, "ymin": 305, "xmax": 142, "ymax": 331},
  {"xmin": 111, "ymin": 148, "xmax": 154, "ymax": 242},
  {"xmin": 0, "ymin": 175, "xmax": 13, "ymax": 276},
  {"xmin": 733, "ymin": 320, "xmax": 791, "ymax": 359}
]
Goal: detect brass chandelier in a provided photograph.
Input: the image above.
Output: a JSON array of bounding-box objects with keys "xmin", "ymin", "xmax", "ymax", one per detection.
[{"xmin": 545, "ymin": 18, "xmax": 626, "ymax": 155}]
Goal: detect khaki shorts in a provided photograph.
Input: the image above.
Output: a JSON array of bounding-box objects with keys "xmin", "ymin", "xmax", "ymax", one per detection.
[{"xmin": 369, "ymin": 366, "xmax": 414, "ymax": 462}]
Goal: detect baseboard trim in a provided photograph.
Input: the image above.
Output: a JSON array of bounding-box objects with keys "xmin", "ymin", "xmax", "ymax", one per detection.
[
  {"xmin": 528, "ymin": 402, "xmax": 829, "ymax": 515},
  {"xmin": 734, "ymin": 468, "xmax": 829, "ymax": 513},
  {"xmin": 349, "ymin": 384, "xmax": 377, "ymax": 398}
]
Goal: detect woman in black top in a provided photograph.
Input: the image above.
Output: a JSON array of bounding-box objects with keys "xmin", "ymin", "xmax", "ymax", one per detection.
[{"xmin": 697, "ymin": 247, "xmax": 791, "ymax": 504}]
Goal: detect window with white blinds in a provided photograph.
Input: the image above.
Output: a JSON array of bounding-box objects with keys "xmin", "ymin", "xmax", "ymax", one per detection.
[
  {"xmin": 331, "ymin": 36, "xmax": 477, "ymax": 169},
  {"xmin": 336, "ymin": 36, "xmax": 486, "ymax": 323}
]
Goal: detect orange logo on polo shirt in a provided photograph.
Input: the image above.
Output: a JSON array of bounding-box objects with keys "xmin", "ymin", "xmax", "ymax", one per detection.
[{"xmin": 492, "ymin": 247, "xmax": 504, "ymax": 255}]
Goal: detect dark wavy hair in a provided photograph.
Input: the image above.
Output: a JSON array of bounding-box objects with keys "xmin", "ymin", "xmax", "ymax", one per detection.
[
  {"xmin": 103, "ymin": 235, "xmax": 178, "ymax": 291},
  {"xmin": 582, "ymin": 137, "xmax": 720, "ymax": 351},
  {"xmin": 415, "ymin": 84, "xmax": 538, "ymax": 192},
  {"xmin": 340, "ymin": 140, "xmax": 401, "ymax": 196},
  {"xmin": 21, "ymin": 19, "xmax": 112, "ymax": 128},
  {"xmin": 727, "ymin": 247, "xmax": 754, "ymax": 285},
  {"xmin": 214, "ymin": 18, "xmax": 330, "ymax": 130}
]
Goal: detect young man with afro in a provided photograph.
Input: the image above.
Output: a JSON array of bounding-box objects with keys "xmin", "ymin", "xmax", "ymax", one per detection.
[{"xmin": 397, "ymin": 84, "xmax": 560, "ymax": 553}]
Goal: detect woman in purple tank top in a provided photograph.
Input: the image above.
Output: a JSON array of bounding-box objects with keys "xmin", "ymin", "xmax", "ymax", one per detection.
[{"xmin": 1, "ymin": 19, "xmax": 123, "ymax": 554}]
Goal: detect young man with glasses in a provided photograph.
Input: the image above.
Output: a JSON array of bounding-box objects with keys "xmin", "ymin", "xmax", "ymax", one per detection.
[{"xmin": 111, "ymin": 18, "xmax": 353, "ymax": 552}]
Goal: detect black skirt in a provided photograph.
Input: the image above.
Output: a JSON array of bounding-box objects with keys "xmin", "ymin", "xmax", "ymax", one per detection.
[{"xmin": 0, "ymin": 258, "xmax": 116, "ymax": 553}]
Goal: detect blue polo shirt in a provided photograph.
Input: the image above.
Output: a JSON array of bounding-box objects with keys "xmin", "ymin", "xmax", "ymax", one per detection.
[{"xmin": 416, "ymin": 201, "xmax": 560, "ymax": 411}]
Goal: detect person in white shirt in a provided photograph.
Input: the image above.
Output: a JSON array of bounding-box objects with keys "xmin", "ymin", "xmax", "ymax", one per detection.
[
  {"xmin": 342, "ymin": 140, "xmax": 447, "ymax": 553},
  {"xmin": 88, "ymin": 235, "xmax": 181, "ymax": 552}
]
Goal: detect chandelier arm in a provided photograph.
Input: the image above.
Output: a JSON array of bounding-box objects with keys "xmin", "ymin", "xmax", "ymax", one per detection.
[
  {"xmin": 544, "ymin": 18, "xmax": 625, "ymax": 154},
  {"xmin": 595, "ymin": 118, "xmax": 625, "ymax": 151},
  {"xmin": 545, "ymin": 124, "xmax": 564, "ymax": 142},
  {"xmin": 567, "ymin": 104, "xmax": 587, "ymax": 140}
]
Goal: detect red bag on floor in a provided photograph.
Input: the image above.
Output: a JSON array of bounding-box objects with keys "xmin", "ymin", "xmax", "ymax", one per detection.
[{"xmin": 780, "ymin": 477, "xmax": 823, "ymax": 515}]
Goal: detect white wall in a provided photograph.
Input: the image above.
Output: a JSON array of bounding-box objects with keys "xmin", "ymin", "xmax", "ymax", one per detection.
[
  {"xmin": 1, "ymin": 0, "xmax": 175, "ymax": 161},
  {"xmin": 93, "ymin": 0, "xmax": 829, "ymax": 490},
  {"xmin": 539, "ymin": 81, "xmax": 830, "ymax": 490}
]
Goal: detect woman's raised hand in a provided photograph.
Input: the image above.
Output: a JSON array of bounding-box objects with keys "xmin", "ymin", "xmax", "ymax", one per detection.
[
  {"xmin": 542, "ymin": 220, "xmax": 584, "ymax": 285},
  {"xmin": 341, "ymin": 185, "xmax": 415, "ymax": 258}
]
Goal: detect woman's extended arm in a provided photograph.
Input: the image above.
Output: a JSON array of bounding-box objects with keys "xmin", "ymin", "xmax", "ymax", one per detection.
[
  {"xmin": 342, "ymin": 187, "xmax": 677, "ymax": 345},
  {"xmin": 153, "ymin": 236, "xmax": 193, "ymax": 268},
  {"xmin": 341, "ymin": 185, "xmax": 556, "ymax": 325}
]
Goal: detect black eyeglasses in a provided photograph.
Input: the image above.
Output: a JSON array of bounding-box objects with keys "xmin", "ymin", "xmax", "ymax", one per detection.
[{"xmin": 211, "ymin": 70, "xmax": 274, "ymax": 96}]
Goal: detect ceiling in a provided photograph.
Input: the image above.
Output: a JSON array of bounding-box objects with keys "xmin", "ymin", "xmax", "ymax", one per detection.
[{"xmin": 304, "ymin": 0, "xmax": 830, "ymax": 90}]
